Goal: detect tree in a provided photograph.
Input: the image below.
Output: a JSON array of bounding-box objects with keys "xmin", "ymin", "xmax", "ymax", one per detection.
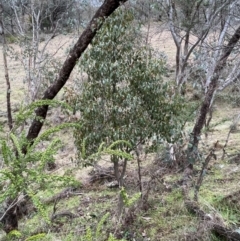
[
  {"xmin": 0, "ymin": 0, "xmax": 129, "ymax": 233},
  {"xmin": 1, "ymin": 0, "xmax": 76, "ymax": 103},
  {"xmin": 1, "ymin": 0, "xmax": 75, "ymax": 34},
  {"xmin": 25, "ymin": 0, "xmax": 128, "ymax": 146},
  {"xmin": 0, "ymin": 3, "xmax": 13, "ymax": 130},
  {"xmin": 73, "ymin": 8, "xmax": 184, "ymax": 215},
  {"xmin": 187, "ymin": 25, "xmax": 240, "ymax": 164},
  {"xmin": 151, "ymin": 0, "xmax": 240, "ymax": 166},
  {"xmin": 37, "ymin": 0, "xmax": 75, "ymax": 32},
  {"xmin": 157, "ymin": 0, "xmax": 240, "ymax": 93}
]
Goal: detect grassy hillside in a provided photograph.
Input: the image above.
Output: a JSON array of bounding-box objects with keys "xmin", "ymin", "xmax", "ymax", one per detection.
[{"xmin": 1, "ymin": 27, "xmax": 240, "ymax": 240}]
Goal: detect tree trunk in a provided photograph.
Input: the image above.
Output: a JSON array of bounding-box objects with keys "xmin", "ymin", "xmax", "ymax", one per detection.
[
  {"xmin": 188, "ymin": 25, "xmax": 240, "ymax": 163},
  {"xmin": 0, "ymin": 4, "xmax": 13, "ymax": 131},
  {"xmin": 25, "ymin": 0, "xmax": 128, "ymax": 148},
  {"xmin": 1, "ymin": 0, "xmax": 128, "ymax": 234}
]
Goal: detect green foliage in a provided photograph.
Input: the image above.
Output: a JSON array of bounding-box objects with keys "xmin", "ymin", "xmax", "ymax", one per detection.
[
  {"xmin": 25, "ymin": 233, "xmax": 46, "ymax": 241},
  {"xmin": 0, "ymin": 101, "xmax": 80, "ymax": 221},
  {"xmin": 107, "ymin": 234, "xmax": 125, "ymax": 241},
  {"xmin": 81, "ymin": 213, "xmax": 125, "ymax": 241},
  {"xmin": 29, "ymin": 122, "xmax": 80, "ymax": 153},
  {"xmin": 120, "ymin": 187, "xmax": 141, "ymax": 207},
  {"xmin": 79, "ymin": 140, "xmax": 133, "ymax": 167},
  {"xmin": 95, "ymin": 213, "xmax": 109, "ymax": 239},
  {"xmin": 14, "ymin": 99, "xmax": 72, "ymax": 129},
  {"xmin": 74, "ymin": 8, "xmax": 185, "ymax": 161},
  {"xmin": 0, "ymin": 127, "xmax": 79, "ymax": 203},
  {"xmin": 7, "ymin": 230, "xmax": 22, "ymax": 240}
]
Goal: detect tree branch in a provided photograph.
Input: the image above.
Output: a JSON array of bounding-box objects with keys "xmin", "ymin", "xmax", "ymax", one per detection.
[
  {"xmin": 0, "ymin": 4, "xmax": 13, "ymax": 130},
  {"xmin": 25, "ymin": 0, "xmax": 128, "ymax": 148},
  {"xmin": 189, "ymin": 25, "xmax": 240, "ymax": 156}
]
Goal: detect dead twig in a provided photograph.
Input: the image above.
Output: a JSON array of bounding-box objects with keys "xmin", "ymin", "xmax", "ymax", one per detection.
[
  {"xmin": 222, "ymin": 114, "xmax": 240, "ymax": 160},
  {"xmin": 44, "ymin": 187, "xmax": 83, "ymax": 205},
  {"xmin": 194, "ymin": 144, "xmax": 217, "ymax": 202},
  {"xmin": 51, "ymin": 211, "xmax": 78, "ymax": 222},
  {"xmin": 182, "ymin": 154, "xmax": 240, "ymax": 240}
]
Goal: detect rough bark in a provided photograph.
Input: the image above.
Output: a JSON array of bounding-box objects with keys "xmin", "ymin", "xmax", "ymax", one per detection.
[
  {"xmin": 189, "ymin": 25, "xmax": 240, "ymax": 157},
  {"xmin": 1, "ymin": 206, "xmax": 18, "ymax": 233},
  {"xmin": 26, "ymin": 0, "xmax": 127, "ymax": 147},
  {"xmin": 1, "ymin": 0, "xmax": 128, "ymax": 234},
  {"xmin": 0, "ymin": 4, "xmax": 13, "ymax": 130}
]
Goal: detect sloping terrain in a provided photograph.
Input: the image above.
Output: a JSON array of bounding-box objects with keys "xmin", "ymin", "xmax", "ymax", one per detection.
[{"xmin": 0, "ymin": 26, "xmax": 240, "ymax": 240}]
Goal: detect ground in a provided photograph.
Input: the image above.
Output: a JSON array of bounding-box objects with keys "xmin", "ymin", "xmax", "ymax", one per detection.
[{"xmin": 0, "ymin": 25, "xmax": 240, "ymax": 241}]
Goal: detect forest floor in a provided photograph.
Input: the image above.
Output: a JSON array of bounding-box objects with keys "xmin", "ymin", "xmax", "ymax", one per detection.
[{"xmin": 0, "ymin": 25, "xmax": 240, "ymax": 241}]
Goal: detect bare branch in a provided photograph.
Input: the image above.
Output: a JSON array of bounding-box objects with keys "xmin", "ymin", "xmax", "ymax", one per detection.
[
  {"xmin": 0, "ymin": 4, "xmax": 13, "ymax": 130},
  {"xmin": 189, "ymin": 25, "xmax": 240, "ymax": 155}
]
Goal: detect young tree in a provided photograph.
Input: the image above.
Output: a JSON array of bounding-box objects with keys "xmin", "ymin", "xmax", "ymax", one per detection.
[
  {"xmin": 74, "ymin": 8, "xmax": 184, "ymax": 197},
  {"xmin": 73, "ymin": 8, "xmax": 184, "ymax": 216}
]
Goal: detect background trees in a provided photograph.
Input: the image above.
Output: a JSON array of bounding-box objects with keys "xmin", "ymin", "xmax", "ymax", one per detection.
[
  {"xmin": 0, "ymin": 0, "xmax": 240, "ymax": 239},
  {"xmin": 0, "ymin": 0, "xmax": 128, "ymax": 235},
  {"xmin": 158, "ymin": 0, "xmax": 240, "ymax": 92},
  {"xmin": 1, "ymin": 0, "xmax": 77, "ymax": 103}
]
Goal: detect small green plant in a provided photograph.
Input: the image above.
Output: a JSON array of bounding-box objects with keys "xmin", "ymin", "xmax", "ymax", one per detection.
[
  {"xmin": 25, "ymin": 233, "xmax": 47, "ymax": 241},
  {"xmin": 0, "ymin": 125, "xmax": 80, "ymax": 203},
  {"xmin": 79, "ymin": 139, "xmax": 133, "ymax": 167},
  {"xmin": 81, "ymin": 213, "xmax": 125, "ymax": 241},
  {"xmin": 14, "ymin": 99, "xmax": 72, "ymax": 129},
  {"xmin": 7, "ymin": 230, "xmax": 22, "ymax": 240},
  {"xmin": 0, "ymin": 99, "xmax": 80, "ymax": 232},
  {"xmin": 120, "ymin": 187, "xmax": 141, "ymax": 207}
]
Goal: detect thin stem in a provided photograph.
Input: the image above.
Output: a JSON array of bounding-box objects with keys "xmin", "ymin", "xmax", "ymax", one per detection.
[
  {"xmin": 194, "ymin": 145, "xmax": 217, "ymax": 202},
  {"xmin": 0, "ymin": 4, "xmax": 13, "ymax": 130}
]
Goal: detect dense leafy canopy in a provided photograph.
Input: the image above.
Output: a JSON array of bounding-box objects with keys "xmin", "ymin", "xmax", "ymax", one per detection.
[{"xmin": 74, "ymin": 9, "xmax": 184, "ymax": 159}]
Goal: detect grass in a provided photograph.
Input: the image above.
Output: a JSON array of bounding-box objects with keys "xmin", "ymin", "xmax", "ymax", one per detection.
[
  {"xmin": 1, "ymin": 29, "xmax": 240, "ymax": 240},
  {"xmin": 2, "ymin": 115, "xmax": 240, "ymax": 240}
]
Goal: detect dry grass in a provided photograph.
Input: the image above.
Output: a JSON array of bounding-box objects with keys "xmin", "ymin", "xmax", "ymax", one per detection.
[{"xmin": 0, "ymin": 26, "xmax": 240, "ymax": 241}]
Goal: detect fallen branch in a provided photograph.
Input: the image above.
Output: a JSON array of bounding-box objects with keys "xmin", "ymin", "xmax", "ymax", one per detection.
[
  {"xmin": 51, "ymin": 211, "xmax": 78, "ymax": 222},
  {"xmin": 194, "ymin": 145, "xmax": 217, "ymax": 202},
  {"xmin": 89, "ymin": 164, "xmax": 115, "ymax": 183},
  {"xmin": 182, "ymin": 166, "xmax": 240, "ymax": 240},
  {"xmin": 44, "ymin": 187, "xmax": 83, "ymax": 205}
]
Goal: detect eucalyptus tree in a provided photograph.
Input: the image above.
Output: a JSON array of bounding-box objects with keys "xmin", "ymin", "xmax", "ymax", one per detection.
[
  {"xmin": 74, "ymin": 8, "xmax": 184, "ymax": 188},
  {"xmin": 150, "ymin": 0, "xmax": 240, "ymax": 166},
  {"xmin": 157, "ymin": 0, "xmax": 240, "ymax": 93},
  {"xmin": 188, "ymin": 25, "xmax": 240, "ymax": 164}
]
